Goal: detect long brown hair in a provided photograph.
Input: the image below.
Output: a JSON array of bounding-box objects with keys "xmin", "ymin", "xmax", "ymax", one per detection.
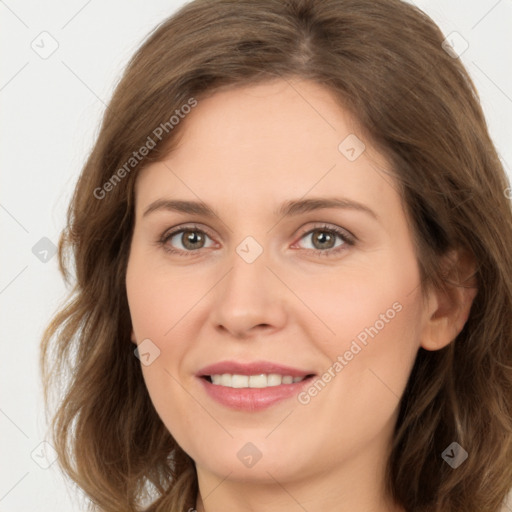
[{"xmin": 40, "ymin": 0, "xmax": 512, "ymax": 510}]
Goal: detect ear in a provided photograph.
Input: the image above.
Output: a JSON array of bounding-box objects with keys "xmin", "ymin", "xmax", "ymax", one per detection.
[
  {"xmin": 420, "ymin": 248, "xmax": 478, "ymax": 351},
  {"xmin": 130, "ymin": 329, "xmax": 137, "ymax": 345}
]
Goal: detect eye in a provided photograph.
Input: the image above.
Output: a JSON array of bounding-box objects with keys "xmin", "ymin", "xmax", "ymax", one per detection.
[
  {"xmin": 158, "ymin": 224, "xmax": 216, "ymax": 256},
  {"xmin": 292, "ymin": 224, "xmax": 355, "ymax": 256}
]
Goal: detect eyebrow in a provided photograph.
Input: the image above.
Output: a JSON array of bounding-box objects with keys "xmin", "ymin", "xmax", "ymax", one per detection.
[{"xmin": 142, "ymin": 197, "xmax": 378, "ymax": 220}]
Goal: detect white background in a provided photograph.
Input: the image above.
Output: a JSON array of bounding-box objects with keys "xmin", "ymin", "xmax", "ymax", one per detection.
[{"xmin": 1, "ymin": 0, "xmax": 511, "ymax": 510}]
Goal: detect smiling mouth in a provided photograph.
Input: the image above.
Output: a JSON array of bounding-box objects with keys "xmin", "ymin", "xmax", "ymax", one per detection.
[{"xmin": 201, "ymin": 373, "xmax": 316, "ymax": 388}]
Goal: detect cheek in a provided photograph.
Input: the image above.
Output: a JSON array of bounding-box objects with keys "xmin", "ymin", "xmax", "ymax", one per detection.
[
  {"xmin": 126, "ymin": 253, "xmax": 198, "ymax": 447},
  {"xmin": 304, "ymin": 251, "xmax": 423, "ymax": 433},
  {"xmin": 126, "ymin": 244, "xmax": 197, "ymax": 340},
  {"xmin": 301, "ymin": 254, "xmax": 421, "ymax": 354}
]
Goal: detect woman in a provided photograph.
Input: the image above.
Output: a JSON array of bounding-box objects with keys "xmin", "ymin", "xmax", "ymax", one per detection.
[{"xmin": 40, "ymin": 0, "xmax": 512, "ymax": 511}]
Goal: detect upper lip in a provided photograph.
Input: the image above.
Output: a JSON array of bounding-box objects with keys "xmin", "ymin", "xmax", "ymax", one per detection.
[{"xmin": 197, "ymin": 360, "xmax": 316, "ymax": 378}]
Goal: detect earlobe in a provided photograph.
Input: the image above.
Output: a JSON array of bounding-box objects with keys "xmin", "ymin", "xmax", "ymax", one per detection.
[
  {"xmin": 420, "ymin": 248, "xmax": 478, "ymax": 351},
  {"xmin": 130, "ymin": 329, "xmax": 138, "ymax": 345}
]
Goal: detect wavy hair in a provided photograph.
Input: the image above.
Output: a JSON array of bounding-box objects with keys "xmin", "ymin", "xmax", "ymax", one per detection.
[{"xmin": 40, "ymin": 0, "xmax": 512, "ymax": 510}]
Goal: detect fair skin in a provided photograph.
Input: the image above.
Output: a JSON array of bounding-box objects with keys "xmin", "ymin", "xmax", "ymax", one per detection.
[{"xmin": 125, "ymin": 78, "xmax": 476, "ymax": 512}]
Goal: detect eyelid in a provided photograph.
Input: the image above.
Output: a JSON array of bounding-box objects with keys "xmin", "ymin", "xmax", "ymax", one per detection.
[{"xmin": 160, "ymin": 222, "xmax": 215, "ymax": 240}]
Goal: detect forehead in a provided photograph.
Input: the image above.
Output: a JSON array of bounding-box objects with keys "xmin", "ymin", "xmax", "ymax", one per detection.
[
  {"xmin": 134, "ymin": 78, "xmax": 398, "ymax": 218},
  {"xmin": 175, "ymin": 78, "xmax": 364, "ymax": 157}
]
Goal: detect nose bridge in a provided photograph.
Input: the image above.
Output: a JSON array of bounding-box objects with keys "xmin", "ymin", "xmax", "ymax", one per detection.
[{"xmin": 210, "ymin": 234, "xmax": 286, "ymax": 335}]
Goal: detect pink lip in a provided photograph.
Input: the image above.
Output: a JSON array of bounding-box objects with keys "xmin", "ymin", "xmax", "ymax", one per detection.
[
  {"xmin": 196, "ymin": 360, "xmax": 316, "ymax": 412},
  {"xmin": 197, "ymin": 360, "xmax": 314, "ymax": 378}
]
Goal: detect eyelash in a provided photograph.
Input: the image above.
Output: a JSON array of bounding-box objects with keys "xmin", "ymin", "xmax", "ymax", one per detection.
[{"xmin": 157, "ymin": 223, "xmax": 356, "ymax": 258}]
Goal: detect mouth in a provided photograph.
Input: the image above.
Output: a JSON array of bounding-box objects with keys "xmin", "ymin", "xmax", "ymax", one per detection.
[{"xmin": 196, "ymin": 360, "xmax": 317, "ymax": 411}]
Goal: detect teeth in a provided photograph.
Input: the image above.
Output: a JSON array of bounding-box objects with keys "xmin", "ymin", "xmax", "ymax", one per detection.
[
  {"xmin": 232, "ymin": 375, "xmax": 249, "ymax": 388},
  {"xmin": 268, "ymin": 373, "xmax": 283, "ymax": 386},
  {"xmin": 249, "ymin": 374, "xmax": 267, "ymax": 388},
  {"xmin": 220, "ymin": 374, "xmax": 232, "ymax": 386},
  {"xmin": 208, "ymin": 373, "xmax": 307, "ymax": 388}
]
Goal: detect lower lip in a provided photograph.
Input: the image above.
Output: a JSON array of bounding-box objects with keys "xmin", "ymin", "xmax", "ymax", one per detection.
[{"xmin": 198, "ymin": 376, "xmax": 314, "ymax": 411}]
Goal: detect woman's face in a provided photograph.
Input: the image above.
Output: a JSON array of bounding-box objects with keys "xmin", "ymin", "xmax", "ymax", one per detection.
[{"xmin": 126, "ymin": 78, "xmax": 428, "ymax": 494}]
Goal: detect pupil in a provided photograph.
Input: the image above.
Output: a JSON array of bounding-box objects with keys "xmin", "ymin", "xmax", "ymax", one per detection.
[
  {"xmin": 185, "ymin": 231, "xmax": 202, "ymax": 249},
  {"xmin": 315, "ymin": 231, "xmax": 333, "ymax": 249}
]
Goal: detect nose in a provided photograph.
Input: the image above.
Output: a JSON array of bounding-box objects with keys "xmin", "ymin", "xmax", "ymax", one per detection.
[{"xmin": 210, "ymin": 247, "xmax": 288, "ymax": 339}]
